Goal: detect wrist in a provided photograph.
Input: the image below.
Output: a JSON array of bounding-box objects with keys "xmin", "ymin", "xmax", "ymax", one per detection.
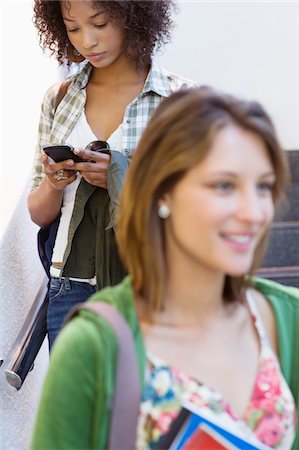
[{"xmin": 43, "ymin": 175, "xmax": 65, "ymax": 193}]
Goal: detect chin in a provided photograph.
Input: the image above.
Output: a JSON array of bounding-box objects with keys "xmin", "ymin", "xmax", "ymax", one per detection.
[
  {"xmin": 225, "ymin": 265, "xmax": 252, "ymax": 277},
  {"xmin": 223, "ymin": 261, "xmax": 252, "ymax": 277},
  {"xmin": 227, "ymin": 271, "xmax": 247, "ymax": 278},
  {"xmin": 226, "ymin": 253, "xmax": 255, "ymax": 275}
]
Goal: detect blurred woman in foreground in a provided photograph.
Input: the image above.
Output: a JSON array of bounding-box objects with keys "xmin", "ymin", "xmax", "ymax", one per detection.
[{"xmin": 31, "ymin": 87, "xmax": 298, "ymax": 450}]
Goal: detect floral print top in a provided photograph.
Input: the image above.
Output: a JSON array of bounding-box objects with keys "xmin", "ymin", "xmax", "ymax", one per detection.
[{"xmin": 137, "ymin": 290, "xmax": 296, "ymax": 449}]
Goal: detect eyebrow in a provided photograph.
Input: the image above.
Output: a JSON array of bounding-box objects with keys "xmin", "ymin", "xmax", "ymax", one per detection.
[
  {"xmin": 63, "ymin": 11, "xmax": 104, "ymax": 22},
  {"xmin": 208, "ymin": 170, "xmax": 276, "ymax": 178}
]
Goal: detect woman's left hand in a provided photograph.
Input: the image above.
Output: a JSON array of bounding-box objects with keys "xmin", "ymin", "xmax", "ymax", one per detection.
[{"xmin": 73, "ymin": 149, "xmax": 111, "ymax": 188}]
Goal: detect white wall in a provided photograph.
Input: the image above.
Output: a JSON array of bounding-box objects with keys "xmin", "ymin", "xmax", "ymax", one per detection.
[
  {"xmin": 1, "ymin": 1, "xmax": 59, "ymax": 238},
  {"xmin": 1, "ymin": 1, "xmax": 299, "ymax": 238},
  {"xmin": 159, "ymin": 1, "xmax": 299, "ymax": 150}
]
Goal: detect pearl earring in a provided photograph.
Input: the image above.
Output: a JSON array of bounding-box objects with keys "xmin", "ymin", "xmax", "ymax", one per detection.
[{"xmin": 158, "ymin": 204, "xmax": 170, "ymax": 219}]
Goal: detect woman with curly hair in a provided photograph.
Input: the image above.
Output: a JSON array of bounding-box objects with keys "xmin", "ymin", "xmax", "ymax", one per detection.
[{"xmin": 28, "ymin": 0, "xmax": 195, "ymax": 350}]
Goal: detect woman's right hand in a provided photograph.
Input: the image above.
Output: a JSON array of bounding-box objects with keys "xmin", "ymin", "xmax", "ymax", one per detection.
[
  {"xmin": 28, "ymin": 155, "xmax": 77, "ymax": 227},
  {"xmin": 42, "ymin": 154, "xmax": 77, "ymax": 190}
]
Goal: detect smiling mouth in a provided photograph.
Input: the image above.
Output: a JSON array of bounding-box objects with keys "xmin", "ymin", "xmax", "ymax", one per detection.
[
  {"xmin": 220, "ymin": 233, "xmax": 256, "ymax": 245},
  {"xmin": 226, "ymin": 235, "xmax": 252, "ymax": 244}
]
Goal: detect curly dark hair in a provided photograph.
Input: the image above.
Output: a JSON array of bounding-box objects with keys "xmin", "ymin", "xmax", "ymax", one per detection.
[{"xmin": 33, "ymin": 0, "xmax": 177, "ymax": 68}]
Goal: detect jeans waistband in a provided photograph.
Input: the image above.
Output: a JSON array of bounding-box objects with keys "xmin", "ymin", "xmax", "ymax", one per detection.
[{"xmin": 50, "ymin": 267, "xmax": 97, "ymax": 286}]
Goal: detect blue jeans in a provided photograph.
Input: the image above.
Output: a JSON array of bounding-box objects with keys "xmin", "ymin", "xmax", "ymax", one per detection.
[{"xmin": 47, "ymin": 277, "xmax": 96, "ymax": 351}]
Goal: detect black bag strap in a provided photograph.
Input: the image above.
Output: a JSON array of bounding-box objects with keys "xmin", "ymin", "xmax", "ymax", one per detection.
[
  {"xmin": 54, "ymin": 80, "xmax": 71, "ymax": 113},
  {"xmin": 66, "ymin": 302, "xmax": 141, "ymax": 450}
]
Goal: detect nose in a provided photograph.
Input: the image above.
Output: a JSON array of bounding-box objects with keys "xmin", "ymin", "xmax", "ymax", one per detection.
[
  {"xmin": 81, "ymin": 29, "xmax": 97, "ymax": 51},
  {"xmin": 236, "ymin": 188, "xmax": 272, "ymax": 224}
]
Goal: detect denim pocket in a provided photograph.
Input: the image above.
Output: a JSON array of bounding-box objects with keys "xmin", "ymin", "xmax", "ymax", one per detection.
[{"xmin": 49, "ymin": 278, "xmax": 64, "ymax": 301}]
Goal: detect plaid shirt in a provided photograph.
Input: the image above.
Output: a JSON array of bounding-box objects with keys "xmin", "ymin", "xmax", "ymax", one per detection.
[
  {"xmin": 31, "ymin": 60, "xmax": 196, "ymax": 189},
  {"xmin": 32, "ymin": 61, "xmax": 196, "ymax": 281}
]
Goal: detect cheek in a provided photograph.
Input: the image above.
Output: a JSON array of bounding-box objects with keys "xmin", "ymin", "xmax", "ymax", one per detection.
[
  {"xmin": 178, "ymin": 201, "xmax": 226, "ymax": 233},
  {"xmin": 67, "ymin": 32, "xmax": 79, "ymax": 47},
  {"xmin": 201, "ymin": 199, "xmax": 235, "ymax": 224},
  {"xmin": 107, "ymin": 27, "xmax": 125, "ymax": 47}
]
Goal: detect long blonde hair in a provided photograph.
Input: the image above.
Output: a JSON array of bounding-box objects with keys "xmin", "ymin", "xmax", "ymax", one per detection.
[{"xmin": 116, "ymin": 87, "xmax": 289, "ymax": 313}]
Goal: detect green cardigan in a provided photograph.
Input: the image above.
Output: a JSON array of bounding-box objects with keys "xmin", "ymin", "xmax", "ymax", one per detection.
[{"xmin": 31, "ymin": 277, "xmax": 299, "ymax": 450}]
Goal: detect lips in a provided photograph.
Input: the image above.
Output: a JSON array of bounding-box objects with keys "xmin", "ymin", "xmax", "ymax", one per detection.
[
  {"xmin": 86, "ymin": 52, "xmax": 103, "ymax": 57},
  {"xmin": 220, "ymin": 232, "xmax": 257, "ymax": 250},
  {"xmin": 222, "ymin": 234, "xmax": 253, "ymax": 244},
  {"xmin": 85, "ymin": 52, "xmax": 105, "ymax": 61}
]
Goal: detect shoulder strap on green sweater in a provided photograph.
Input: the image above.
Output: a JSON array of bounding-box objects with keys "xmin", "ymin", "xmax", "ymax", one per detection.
[{"xmin": 66, "ymin": 301, "xmax": 141, "ymax": 450}]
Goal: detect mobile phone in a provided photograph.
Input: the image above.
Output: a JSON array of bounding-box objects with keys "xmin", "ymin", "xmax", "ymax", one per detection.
[
  {"xmin": 43, "ymin": 144, "xmax": 85, "ymax": 163},
  {"xmin": 95, "ymin": 149, "xmax": 110, "ymax": 154},
  {"xmin": 85, "ymin": 140, "xmax": 110, "ymax": 155}
]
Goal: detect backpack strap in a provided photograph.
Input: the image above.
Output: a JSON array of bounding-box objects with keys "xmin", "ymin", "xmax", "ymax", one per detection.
[
  {"xmin": 54, "ymin": 80, "xmax": 71, "ymax": 113},
  {"xmin": 66, "ymin": 301, "xmax": 141, "ymax": 450}
]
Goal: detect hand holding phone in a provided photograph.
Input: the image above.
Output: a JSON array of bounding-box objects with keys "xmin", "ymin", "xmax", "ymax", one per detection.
[
  {"xmin": 43, "ymin": 144, "xmax": 85, "ymax": 163},
  {"xmin": 43, "ymin": 141, "xmax": 110, "ymax": 164},
  {"xmin": 72, "ymin": 141, "xmax": 111, "ymax": 189}
]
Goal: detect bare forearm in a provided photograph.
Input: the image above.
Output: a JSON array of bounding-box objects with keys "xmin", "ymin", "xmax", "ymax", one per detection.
[{"xmin": 27, "ymin": 177, "xmax": 63, "ymax": 228}]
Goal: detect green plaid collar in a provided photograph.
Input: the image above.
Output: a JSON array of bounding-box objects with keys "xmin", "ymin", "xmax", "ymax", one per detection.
[
  {"xmin": 143, "ymin": 59, "xmax": 174, "ymax": 97},
  {"xmin": 70, "ymin": 59, "xmax": 174, "ymax": 97}
]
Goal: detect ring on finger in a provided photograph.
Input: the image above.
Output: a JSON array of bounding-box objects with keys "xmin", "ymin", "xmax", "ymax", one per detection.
[{"xmin": 53, "ymin": 169, "xmax": 68, "ymax": 181}]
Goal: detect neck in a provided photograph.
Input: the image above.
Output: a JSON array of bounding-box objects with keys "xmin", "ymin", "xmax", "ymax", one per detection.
[
  {"xmin": 150, "ymin": 252, "xmax": 232, "ymax": 327},
  {"xmin": 91, "ymin": 56, "xmax": 149, "ymax": 86}
]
